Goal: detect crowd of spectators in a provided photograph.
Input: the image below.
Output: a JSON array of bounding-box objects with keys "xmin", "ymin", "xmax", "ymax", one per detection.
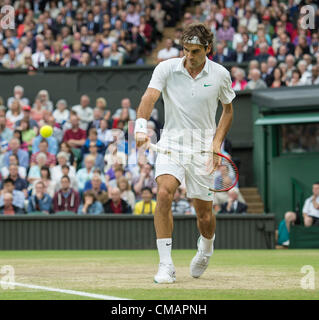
[
  {"xmin": 158, "ymin": 1, "xmax": 319, "ymax": 88},
  {"xmin": 0, "ymin": 0, "xmax": 185, "ymax": 69}
]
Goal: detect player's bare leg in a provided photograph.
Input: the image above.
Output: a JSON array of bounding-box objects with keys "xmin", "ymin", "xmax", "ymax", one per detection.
[
  {"xmin": 153, "ymin": 174, "xmax": 180, "ymax": 283},
  {"xmin": 190, "ymin": 199, "xmax": 216, "ymax": 278}
]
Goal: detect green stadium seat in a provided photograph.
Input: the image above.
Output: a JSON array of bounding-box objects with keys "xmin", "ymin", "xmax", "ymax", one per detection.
[{"xmin": 54, "ymin": 211, "xmax": 76, "ymax": 216}]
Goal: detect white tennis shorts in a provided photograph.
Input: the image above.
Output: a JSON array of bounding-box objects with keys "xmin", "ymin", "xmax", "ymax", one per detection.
[{"xmin": 155, "ymin": 152, "xmax": 215, "ymax": 201}]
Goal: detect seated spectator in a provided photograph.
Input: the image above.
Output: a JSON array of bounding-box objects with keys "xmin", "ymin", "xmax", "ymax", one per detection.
[
  {"xmin": 78, "ymin": 190, "xmax": 103, "ymax": 215},
  {"xmin": 298, "ymin": 60, "xmax": 312, "ymax": 85},
  {"xmin": 52, "ymin": 99, "xmax": 70, "ymax": 126},
  {"xmin": 106, "ymin": 165, "xmax": 125, "ymax": 190},
  {"xmin": 311, "ymin": 65, "xmax": 319, "ymax": 85},
  {"xmin": 34, "ymin": 90, "xmax": 53, "ymax": 112},
  {"xmin": 72, "ymin": 95, "xmax": 94, "ymax": 131},
  {"xmin": 117, "ymin": 176, "xmax": 135, "ymax": 210},
  {"xmin": 104, "ymin": 187, "xmax": 132, "ymax": 214},
  {"xmin": 53, "ymin": 175, "xmax": 80, "ymax": 213},
  {"xmin": 19, "ymin": 119, "xmax": 36, "ymax": 152},
  {"xmin": 171, "ymin": 187, "xmax": 191, "ymax": 215},
  {"xmin": 63, "ymin": 114, "xmax": 87, "ymax": 149},
  {"xmin": 232, "ymin": 68, "xmax": 247, "ymax": 91},
  {"xmin": 132, "ymin": 162, "xmax": 157, "ymax": 200},
  {"xmin": 95, "ymin": 97, "xmax": 111, "ymax": 120},
  {"xmin": 3, "ymin": 138, "xmax": 29, "ymax": 169},
  {"xmin": 255, "ymin": 42, "xmax": 271, "ymax": 63},
  {"xmin": 31, "ymin": 98, "xmax": 45, "ymax": 124},
  {"xmin": 97, "ymin": 119, "xmax": 113, "ymax": 147},
  {"xmin": 1, "ymin": 164, "xmax": 28, "ymax": 196},
  {"xmin": 104, "ymin": 143, "xmax": 127, "ymax": 172},
  {"xmin": 134, "ymin": 187, "xmax": 156, "ymax": 215},
  {"xmin": 27, "ymin": 152, "xmax": 48, "ymax": 184},
  {"xmin": 286, "ymin": 70, "xmax": 302, "ymax": 87},
  {"xmin": 7, "ymin": 85, "xmax": 30, "ymax": 109},
  {"xmin": 32, "ymin": 128, "xmax": 58, "ymax": 155},
  {"xmin": 31, "ymin": 166, "xmax": 56, "ymax": 198},
  {"xmin": 0, "ymin": 193, "xmax": 25, "ymax": 215},
  {"xmin": 51, "ymin": 152, "xmax": 76, "ymax": 184},
  {"xmin": 0, "ymin": 178, "xmax": 25, "ymax": 209},
  {"xmin": 0, "ymin": 115, "xmax": 13, "ymax": 143},
  {"xmin": 284, "ymin": 182, "xmax": 319, "ymax": 232},
  {"xmin": 59, "ymin": 142, "xmax": 76, "ymax": 168},
  {"xmin": 246, "ymin": 69, "xmax": 267, "ymax": 90},
  {"xmin": 82, "ymin": 142, "xmax": 105, "ymax": 172},
  {"xmin": 271, "ymin": 67, "xmax": 286, "ymax": 88},
  {"xmin": 6, "ymin": 99, "xmax": 24, "ymax": 129},
  {"xmin": 112, "ymin": 98, "xmax": 136, "ymax": 121},
  {"xmin": 83, "ymin": 173, "xmax": 108, "ymax": 206},
  {"xmin": 219, "ymin": 188, "xmax": 248, "ymax": 214},
  {"xmin": 60, "ymin": 47, "xmax": 79, "ymax": 67},
  {"xmin": 82, "ymin": 128, "xmax": 105, "ymax": 155},
  {"xmin": 27, "ymin": 181, "xmax": 52, "ymax": 214},
  {"xmin": 157, "ymin": 38, "xmax": 179, "ymax": 63},
  {"xmin": 15, "ymin": 105, "xmax": 39, "ymax": 130},
  {"xmin": 76, "ymin": 154, "xmax": 96, "ymax": 191},
  {"xmin": 87, "ymin": 108, "xmax": 104, "ymax": 132},
  {"xmin": 30, "ymin": 139, "xmax": 56, "ymax": 167},
  {"xmin": 234, "ymin": 42, "xmax": 250, "ymax": 63},
  {"xmin": 1, "ymin": 154, "xmax": 26, "ymax": 179},
  {"xmin": 13, "ymin": 129, "xmax": 28, "ymax": 152}
]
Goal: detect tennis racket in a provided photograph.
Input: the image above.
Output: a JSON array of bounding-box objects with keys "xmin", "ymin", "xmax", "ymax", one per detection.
[{"xmin": 149, "ymin": 143, "xmax": 239, "ymax": 193}]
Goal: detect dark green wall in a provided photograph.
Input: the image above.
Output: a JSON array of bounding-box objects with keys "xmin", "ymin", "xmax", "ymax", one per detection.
[{"xmin": 0, "ymin": 214, "xmax": 275, "ymax": 250}]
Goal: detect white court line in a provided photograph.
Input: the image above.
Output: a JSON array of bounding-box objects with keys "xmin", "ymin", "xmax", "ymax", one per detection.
[{"xmin": 0, "ymin": 281, "xmax": 130, "ymax": 300}]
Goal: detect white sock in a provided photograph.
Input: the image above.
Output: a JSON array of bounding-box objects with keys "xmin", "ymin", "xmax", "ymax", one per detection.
[
  {"xmin": 157, "ymin": 238, "xmax": 173, "ymax": 265},
  {"xmin": 199, "ymin": 234, "xmax": 215, "ymax": 256}
]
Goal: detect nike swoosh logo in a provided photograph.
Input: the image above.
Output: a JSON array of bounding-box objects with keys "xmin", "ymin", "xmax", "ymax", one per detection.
[
  {"xmin": 166, "ymin": 243, "xmax": 172, "ymax": 246},
  {"xmin": 204, "ymin": 84, "xmax": 212, "ymax": 87}
]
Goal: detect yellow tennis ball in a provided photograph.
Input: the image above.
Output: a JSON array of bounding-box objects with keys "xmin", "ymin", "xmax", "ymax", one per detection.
[{"xmin": 40, "ymin": 125, "xmax": 53, "ymax": 138}]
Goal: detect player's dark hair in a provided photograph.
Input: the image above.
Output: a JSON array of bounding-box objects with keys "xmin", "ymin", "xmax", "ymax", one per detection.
[
  {"xmin": 181, "ymin": 23, "xmax": 214, "ymax": 49},
  {"xmin": 314, "ymin": 182, "xmax": 319, "ymax": 185}
]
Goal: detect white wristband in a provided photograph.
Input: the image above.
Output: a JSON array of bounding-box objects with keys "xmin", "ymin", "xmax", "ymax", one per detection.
[{"xmin": 134, "ymin": 118, "xmax": 147, "ymax": 135}]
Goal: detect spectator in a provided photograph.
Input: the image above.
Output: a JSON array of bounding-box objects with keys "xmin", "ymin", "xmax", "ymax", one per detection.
[
  {"xmin": 0, "ymin": 178, "xmax": 25, "ymax": 209},
  {"xmin": 232, "ymin": 68, "xmax": 247, "ymax": 91},
  {"xmin": 54, "ymin": 164, "xmax": 78, "ymax": 192},
  {"xmin": 239, "ymin": 6, "xmax": 258, "ymax": 34},
  {"xmin": 157, "ymin": 38, "xmax": 179, "ymax": 63},
  {"xmin": 7, "ymin": 85, "xmax": 30, "ymax": 109},
  {"xmin": 31, "ymin": 166, "xmax": 56, "ymax": 198},
  {"xmin": 1, "ymin": 154, "xmax": 26, "ymax": 179},
  {"xmin": 217, "ymin": 19, "xmax": 235, "ymax": 43},
  {"xmin": 234, "ymin": 42, "xmax": 250, "ymax": 63},
  {"xmin": 3, "ymin": 138, "xmax": 29, "ymax": 169},
  {"xmin": 6, "ymin": 100, "xmax": 24, "ymax": 128},
  {"xmin": 30, "ymin": 139, "xmax": 56, "ymax": 168},
  {"xmin": 95, "ymin": 97, "xmax": 111, "ymax": 120},
  {"xmin": 27, "ymin": 152, "xmax": 48, "ymax": 184},
  {"xmin": 134, "ymin": 187, "xmax": 156, "ymax": 215},
  {"xmin": 72, "ymin": 95, "xmax": 94, "ymax": 131},
  {"xmin": 15, "ymin": 105, "xmax": 39, "ymax": 130},
  {"xmin": 53, "ymin": 175, "xmax": 80, "ymax": 213},
  {"xmin": 60, "ymin": 47, "xmax": 79, "ymax": 67},
  {"xmin": 87, "ymin": 108, "xmax": 104, "ymax": 132},
  {"xmin": 76, "ymin": 154, "xmax": 96, "ymax": 191},
  {"xmin": 27, "ymin": 181, "xmax": 52, "ymax": 214},
  {"xmin": 82, "ymin": 128, "xmax": 105, "ymax": 155},
  {"xmin": 132, "ymin": 162, "xmax": 157, "ymax": 200},
  {"xmin": 12, "ymin": 129, "xmax": 28, "ymax": 152},
  {"xmin": 255, "ymin": 42, "xmax": 271, "ymax": 63},
  {"xmin": 82, "ymin": 142, "xmax": 105, "ymax": 172},
  {"xmin": 32, "ymin": 128, "xmax": 58, "ymax": 155},
  {"xmin": 106, "ymin": 165, "xmax": 126, "ymax": 190},
  {"xmin": 117, "ymin": 176, "xmax": 135, "ymax": 210},
  {"xmin": 151, "ymin": 2, "xmax": 165, "ymax": 40},
  {"xmin": 171, "ymin": 188, "xmax": 192, "ymax": 215},
  {"xmin": 53, "ymin": 100, "xmax": 70, "ymax": 125},
  {"xmin": 104, "ymin": 187, "xmax": 132, "ymax": 214},
  {"xmin": 0, "ymin": 115, "xmax": 13, "ymax": 143},
  {"xmin": 104, "ymin": 142, "xmax": 127, "ymax": 172},
  {"xmin": 271, "ymin": 68, "xmax": 286, "ymax": 88},
  {"xmin": 31, "ymin": 98, "xmax": 45, "ymax": 124},
  {"xmin": 19, "ymin": 119, "xmax": 36, "ymax": 152},
  {"xmin": 3, "ymin": 48, "xmax": 22, "ymax": 69},
  {"xmin": 51, "ymin": 152, "xmax": 76, "ymax": 185},
  {"xmin": 59, "ymin": 142, "xmax": 76, "ymax": 168},
  {"xmin": 298, "ymin": 60, "xmax": 312, "ymax": 85},
  {"xmin": 34, "ymin": 90, "xmax": 53, "ymax": 112},
  {"xmin": 219, "ymin": 188, "xmax": 248, "ymax": 214},
  {"xmin": 78, "ymin": 190, "xmax": 104, "ymax": 215},
  {"xmin": 2, "ymin": 164, "xmax": 28, "ymax": 195},
  {"xmin": 286, "ymin": 69, "xmax": 302, "ymax": 87},
  {"xmin": 83, "ymin": 173, "xmax": 108, "ymax": 206},
  {"xmin": 311, "ymin": 65, "xmax": 319, "ymax": 85},
  {"xmin": 0, "ymin": 193, "xmax": 25, "ymax": 215},
  {"xmin": 63, "ymin": 114, "xmax": 87, "ymax": 149},
  {"xmin": 112, "ymin": 98, "xmax": 136, "ymax": 120},
  {"xmin": 246, "ymin": 68, "xmax": 267, "ymax": 90},
  {"xmin": 97, "ymin": 119, "xmax": 113, "ymax": 147}
]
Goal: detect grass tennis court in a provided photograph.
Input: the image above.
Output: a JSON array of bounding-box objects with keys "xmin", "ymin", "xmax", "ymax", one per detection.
[{"xmin": 0, "ymin": 250, "xmax": 318, "ymax": 300}]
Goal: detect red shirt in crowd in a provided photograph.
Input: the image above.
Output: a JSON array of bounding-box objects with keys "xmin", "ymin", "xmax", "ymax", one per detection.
[{"xmin": 63, "ymin": 128, "xmax": 86, "ymax": 146}]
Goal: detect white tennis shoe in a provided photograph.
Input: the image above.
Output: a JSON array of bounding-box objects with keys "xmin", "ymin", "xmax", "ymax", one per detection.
[
  {"xmin": 154, "ymin": 263, "xmax": 176, "ymax": 284},
  {"xmin": 190, "ymin": 235, "xmax": 215, "ymax": 278}
]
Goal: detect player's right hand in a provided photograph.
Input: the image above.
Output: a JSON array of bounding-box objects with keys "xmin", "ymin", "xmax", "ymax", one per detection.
[{"xmin": 135, "ymin": 132, "xmax": 150, "ymax": 149}]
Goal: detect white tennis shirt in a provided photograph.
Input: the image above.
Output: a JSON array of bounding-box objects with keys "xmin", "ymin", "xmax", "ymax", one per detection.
[
  {"xmin": 303, "ymin": 196, "xmax": 319, "ymax": 218},
  {"xmin": 148, "ymin": 56, "xmax": 236, "ymax": 151}
]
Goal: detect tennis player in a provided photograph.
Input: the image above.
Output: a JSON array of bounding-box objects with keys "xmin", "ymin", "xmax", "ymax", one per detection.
[{"xmin": 135, "ymin": 23, "xmax": 236, "ymax": 283}]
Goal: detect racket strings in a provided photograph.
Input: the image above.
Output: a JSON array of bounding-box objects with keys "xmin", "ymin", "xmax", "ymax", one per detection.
[{"xmin": 211, "ymin": 154, "xmax": 237, "ymax": 191}]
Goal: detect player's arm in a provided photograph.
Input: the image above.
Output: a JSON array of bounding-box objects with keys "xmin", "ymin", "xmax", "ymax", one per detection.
[
  {"xmin": 135, "ymin": 87, "xmax": 161, "ymax": 148},
  {"xmin": 212, "ymin": 102, "xmax": 233, "ymax": 152}
]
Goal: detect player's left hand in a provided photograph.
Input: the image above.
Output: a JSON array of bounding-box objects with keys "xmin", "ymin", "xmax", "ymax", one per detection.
[{"xmin": 206, "ymin": 144, "xmax": 222, "ymax": 175}]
